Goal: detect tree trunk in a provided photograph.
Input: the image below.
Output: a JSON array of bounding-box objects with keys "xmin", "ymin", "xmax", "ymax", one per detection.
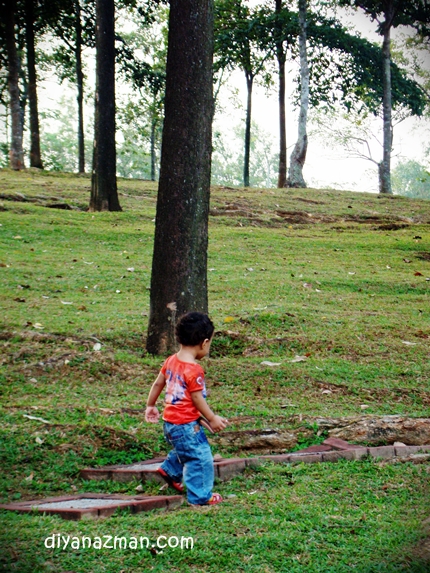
[
  {"xmin": 90, "ymin": 0, "xmax": 121, "ymax": 211},
  {"xmin": 75, "ymin": 0, "xmax": 85, "ymax": 174},
  {"xmin": 287, "ymin": 0, "xmax": 308, "ymax": 189},
  {"xmin": 146, "ymin": 0, "xmax": 214, "ymax": 355},
  {"xmin": 150, "ymin": 92, "xmax": 156, "ymax": 181},
  {"xmin": 380, "ymin": 7, "xmax": 393, "ymax": 195},
  {"xmin": 275, "ymin": 0, "xmax": 287, "ymax": 188},
  {"xmin": 243, "ymin": 71, "xmax": 253, "ymax": 188},
  {"xmin": 25, "ymin": 0, "xmax": 43, "ymax": 169},
  {"xmin": 214, "ymin": 416, "xmax": 430, "ymax": 452},
  {"xmin": 5, "ymin": 0, "xmax": 25, "ymax": 170}
]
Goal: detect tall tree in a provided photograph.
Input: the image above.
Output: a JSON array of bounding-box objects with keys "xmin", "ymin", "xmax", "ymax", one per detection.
[
  {"xmin": 287, "ymin": 0, "xmax": 309, "ymax": 187},
  {"xmin": 43, "ymin": 0, "xmax": 94, "ymax": 173},
  {"xmin": 215, "ymin": 0, "xmax": 271, "ymax": 187},
  {"xmin": 24, "ymin": 0, "xmax": 43, "ymax": 168},
  {"xmin": 146, "ymin": 0, "xmax": 214, "ymax": 355},
  {"xmin": 338, "ymin": 0, "xmax": 430, "ymax": 194},
  {"xmin": 3, "ymin": 0, "xmax": 24, "ymax": 170},
  {"xmin": 89, "ymin": 0, "xmax": 121, "ymax": 211}
]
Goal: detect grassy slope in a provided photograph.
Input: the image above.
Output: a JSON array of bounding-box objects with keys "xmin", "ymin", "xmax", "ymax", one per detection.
[{"xmin": 0, "ymin": 169, "xmax": 429, "ymax": 573}]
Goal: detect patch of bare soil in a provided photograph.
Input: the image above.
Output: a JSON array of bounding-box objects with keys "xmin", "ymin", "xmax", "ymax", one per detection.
[
  {"xmin": 0, "ymin": 192, "xmax": 85, "ymax": 210},
  {"xmin": 409, "ymin": 517, "xmax": 430, "ymax": 566},
  {"xmin": 416, "ymin": 252, "xmax": 430, "ymax": 262}
]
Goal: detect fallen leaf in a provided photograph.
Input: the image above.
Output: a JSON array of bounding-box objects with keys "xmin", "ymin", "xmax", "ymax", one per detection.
[
  {"xmin": 303, "ymin": 282, "xmax": 312, "ymax": 289},
  {"xmin": 135, "ymin": 484, "xmax": 144, "ymax": 492},
  {"xmin": 260, "ymin": 361, "xmax": 282, "ymax": 367},
  {"xmin": 321, "ymin": 389, "xmax": 332, "ymax": 395},
  {"xmin": 33, "ymin": 323, "xmax": 44, "ymax": 329},
  {"xmin": 77, "ymin": 305, "xmax": 87, "ymax": 311},
  {"xmin": 360, "ymin": 405, "xmax": 370, "ymax": 410},
  {"xmin": 25, "ymin": 473, "xmax": 34, "ymax": 482},
  {"xmin": 348, "ymin": 272, "xmax": 356, "ymax": 275},
  {"xmin": 291, "ymin": 355, "xmax": 307, "ymax": 363},
  {"xmin": 403, "ymin": 258, "xmax": 411, "ymax": 263},
  {"xmin": 23, "ymin": 414, "xmax": 51, "ymax": 424},
  {"xmin": 61, "ymin": 301, "xmax": 73, "ymax": 305},
  {"xmin": 35, "ymin": 437, "xmax": 44, "ymax": 445},
  {"xmin": 246, "ymin": 268, "xmax": 254, "ymax": 272},
  {"xmin": 401, "ymin": 341, "xmax": 417, "ymax": 346},
  {"xmin": 13, "ymin": 236, "xmax": 23, "ymax": 239},
  {"xmin": 83, "ymin": 261, "xmax": 94, "ymax": 265},
  {"xmin": 414, "ymin": 272, "xmax": 423, "ymax": 276},
  {"xmin": 224, "ymin": 316, "xmax": 235, "ymax": 323},
  {"xmin": 14, "ymin": 298, "xmax": 26, "ymax": 302},
  {"xmin": 127, "ymin": 267, "xmax": 135, "ymax": 272},
  {"xmin": 93, "ymin": 342, "xmax": 102, "ymax": 351}
]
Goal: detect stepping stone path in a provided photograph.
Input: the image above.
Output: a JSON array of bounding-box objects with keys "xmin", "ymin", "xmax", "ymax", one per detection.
[
  {"xmin": 0, "ymin": 493, "xmax": 183, "ymax": 521},
  {"xmin": 80, "ymin": 438, "xmax": 430, "ymax": 484},
  {"xmin": 2, "ymin": 439, "xmax": 428, "ymax": 521}
]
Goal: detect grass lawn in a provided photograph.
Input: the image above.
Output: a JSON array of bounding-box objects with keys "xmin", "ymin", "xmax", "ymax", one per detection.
[{"xmin": 0, "ymin": 168, "xmax": 429, "ymax": 572}]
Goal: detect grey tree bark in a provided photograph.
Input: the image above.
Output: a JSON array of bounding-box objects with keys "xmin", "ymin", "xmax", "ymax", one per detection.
[
  {"xmin": 146, "ymin": 0, "xmax": 214, "ymax": 355},
  {"xmin": 4, "ymin": 0, "xmax": 25, "ymax": 170},
  {"xmin": 379, "ymin": 4, "xmax": 394, "ymax": 195},
  {"xmin": 90, "ymin": 0, "xmax": 121, "ymax": 211},
  {"xmin": 287, "ymin": 0, "xmax": 308, "ymax": 188}
]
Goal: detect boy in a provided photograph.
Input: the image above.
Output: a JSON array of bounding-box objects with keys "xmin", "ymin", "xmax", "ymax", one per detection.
[{"xmin": 145, "ymin": 312, "xmax": 228, "ymax": 505}]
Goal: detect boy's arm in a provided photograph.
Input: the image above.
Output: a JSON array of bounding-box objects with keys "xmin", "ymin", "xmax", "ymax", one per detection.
[
  {"xmin": 191, "ymin": 391, "xmax": 228, "ymax": 433},
  {"xmin": 145, "ymin": 372, "xmax": 166, "ymax": 423}
]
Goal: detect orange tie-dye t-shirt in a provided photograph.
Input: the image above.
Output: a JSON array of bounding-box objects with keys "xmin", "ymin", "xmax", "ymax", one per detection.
[{"xmin": 161, "ymin": 354, "xmax": 207, "ymax": 424}]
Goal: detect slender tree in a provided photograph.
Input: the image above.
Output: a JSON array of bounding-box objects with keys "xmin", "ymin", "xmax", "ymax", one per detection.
[
  {"xmin": 338, "ymin": 0, "xmax": 430, "ymax": 194},
  {"xmin": 146, "ymin": 0, "xmax": 214, "ymax": 355},
  {"xmin": 24, "ymin": 0, "xmax": 43, "ymax": 168},
  {"xmin": 89, "ymin": 0, "xmax": 121, "ymax": 211},
  {"xmin": 287, "ymin": 0, "xmax": 309, "ymax": 187},
  {"xmin": 215, "ymin": 0, "xmax": 271, "ymax": 187},
  {"xmin": 3, "ymin": 0, "xmax": 25, "ymax": 170},
  {"xmin": 43, "ymin": 0, "xmax": 93, "ymax": 173}
]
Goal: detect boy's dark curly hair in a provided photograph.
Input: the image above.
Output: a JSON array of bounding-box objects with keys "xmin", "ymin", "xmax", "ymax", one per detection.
[{"xmin": 175, "ymin": 312, "xmax": 215, "ymax": 346}]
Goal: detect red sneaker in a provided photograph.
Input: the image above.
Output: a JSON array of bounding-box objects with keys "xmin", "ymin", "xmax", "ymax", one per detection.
[
  {"xmin": 156, "ymin": 468, "xmax": 184, "ymax": 493},
  {"xmin": 206, "ymin": 493, "xmax": 223, "ymax": 505}
]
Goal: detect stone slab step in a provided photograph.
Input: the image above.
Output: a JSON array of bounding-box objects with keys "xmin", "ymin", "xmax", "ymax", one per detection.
[{"xmin": 0, "ymin": 493, "xmax": 183, "ymax": 521}]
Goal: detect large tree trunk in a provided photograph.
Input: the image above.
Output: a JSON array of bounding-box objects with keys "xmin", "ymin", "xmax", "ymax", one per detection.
[
  {"xmin": 275, "ymin": 0, "xmax": 287, "ymax": 188},
  {"xmin": 75, "ymin": 0, "xmax": 85, "ymax": 174},
  {"xmin": 243, "ymin": 71, "xmax": 253, "ymax": 187},
  {"xmin": 380, "ymin": 6, "xmax": 393, "ymax": 195},
  {"xmin": 4, "ymin": 0, "xmax": 25, "ymax": 170},
  {"xmin": 90, "ymin": 0, "xmax": 121, "ymax": 211},
  {"xmin": 146, "ymin": 0, "xmax": 214, "ymax": 355},
  {"xmin": 25, "ymin": 0, "xmax": 43, "ymax": 169},
  {"xmin": 287, "ymin": 0, "xmax": 308, "ymax": 188}
]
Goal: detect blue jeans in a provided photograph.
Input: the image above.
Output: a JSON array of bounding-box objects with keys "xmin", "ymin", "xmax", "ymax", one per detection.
[{"xmin": 161, "ymin": 420, "xmax": 214, "ymax": 505}]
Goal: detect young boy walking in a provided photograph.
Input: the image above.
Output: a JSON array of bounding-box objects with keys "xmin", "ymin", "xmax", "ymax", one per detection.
[{"xmin": 145, "ymin": 312, "xmax": 228, "ymax": 505}]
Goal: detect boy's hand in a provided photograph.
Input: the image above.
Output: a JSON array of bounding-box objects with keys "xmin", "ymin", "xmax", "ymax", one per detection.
[
  {"xmin": 209, "ymin": 415, "xmax": 228, "ymax": 433},
  {"xmin": 145, "ymin": 406, "xmax": 160, "ymax": 423}
]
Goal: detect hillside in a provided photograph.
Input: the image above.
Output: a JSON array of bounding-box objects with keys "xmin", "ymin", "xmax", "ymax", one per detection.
[{"xmin": 0, "ymin": 168, "xmax": 429, "ymax": 572}]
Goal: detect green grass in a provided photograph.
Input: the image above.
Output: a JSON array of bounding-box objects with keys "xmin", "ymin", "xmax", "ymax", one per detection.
[{"xmin": 0, "ymin": 168, "xmax": 429, "ymax": 572}]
